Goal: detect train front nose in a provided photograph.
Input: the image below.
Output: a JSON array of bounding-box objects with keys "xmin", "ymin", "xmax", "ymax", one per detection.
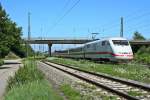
[
  {"xmin": 113, "ymin": 52, "xmax": 133, "ymax": 60},
  {"xmin": 111, "ymin": 39, "xmax": 133, "ymax": 61}
]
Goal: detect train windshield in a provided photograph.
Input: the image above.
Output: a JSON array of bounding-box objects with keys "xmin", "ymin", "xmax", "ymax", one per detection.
[{"xmin": 112, "ymin": 40, "xmax": 129, "ymax": 46}]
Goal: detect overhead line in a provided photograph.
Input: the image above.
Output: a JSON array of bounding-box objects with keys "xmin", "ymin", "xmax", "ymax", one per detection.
[
  {"xmin": 125, "ymin": 12, "xmax": 150, "ymax": 29},
  {"xmin": 125, "ymin": 17, "xmax": 150, "ymax": 30},
  {"xmin": 49, "ymin": 0, "xmax": 81, "ymax": 31},
  {"xmin": 125, "ymin": 12, "xmax": 150, "ymax": 22},
  {"xmin": 103, "ymin": 11, "xmax": 150, "ymax": 33},
  {"xmin": 104, "ymin": 9, "xmax": 147, "ymax": 27},
  {"xmin": 125, "ymin": 23, "xmax": 150, "ymax": 32},
  {"xmin": 45, "ymin": 0, "xmax": 71, "ymax": 35},
  {"xmin": 61, "ymin": 0, "xmax": 71, "ymax": 11}
]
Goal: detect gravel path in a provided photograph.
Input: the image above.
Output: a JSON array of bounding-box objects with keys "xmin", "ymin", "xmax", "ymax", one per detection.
[{"xmin": 0, "ymin": 59, "xmax": 22, "ymax": 100}]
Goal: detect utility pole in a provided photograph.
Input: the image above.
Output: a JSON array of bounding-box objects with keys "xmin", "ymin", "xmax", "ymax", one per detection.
[
  {"xmin": 120, "ymin": 17, "xmax": 123, "ymax": 37},
  {"xmin": 27, "ymin": 12, "xmax": 31, "ymax": 57},
  {"xmin": 28, "ymin": 12, "xmax": 31, "ymax": 40}
]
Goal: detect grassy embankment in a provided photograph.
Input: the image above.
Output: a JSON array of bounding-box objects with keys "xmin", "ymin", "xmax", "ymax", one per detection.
[
  {"xmin": 47, "ymin": 57, "xmax": 150, "ymax": 84},
  {"xmin": 4, "ymin": 52, "xmax": 20, "ymax": 60},
  {"xmin": 5, "ymin": 59, "xmax": 63, "ymax": 100},
  {"xmin": 0, "ymin": 52, "xmax": 19, "ymax": 66}
]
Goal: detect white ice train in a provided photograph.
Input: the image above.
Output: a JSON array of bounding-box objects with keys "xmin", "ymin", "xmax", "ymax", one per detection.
[{"xmin": 53, "ymin": 37, "xmax": 133, "ymax": 62}]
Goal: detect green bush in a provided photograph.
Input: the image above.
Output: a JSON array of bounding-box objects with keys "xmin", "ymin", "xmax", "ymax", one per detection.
[
  {"xmin": 7, "ymin": 60, "xmax": 44, "ymax": 91},
  {"xmin": 0, "ymin": 46, "xmax": 10, "ymax": 58},
  {"xmin": 0, "ymin": 59, "xmax": 4, "ymax": 66},
  {"xmin": 135, "ymin": 46, "xmax": 150, "ymax": 64}
]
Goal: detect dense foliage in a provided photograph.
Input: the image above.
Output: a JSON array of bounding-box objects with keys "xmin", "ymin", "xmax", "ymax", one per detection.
[
  {"xmin": 131, "ymin": 31, "xmax": 150, "ymax": 64},
  {"xmin": 133, "ymin": 31, "xmax": 145, "ymax": 40},
  {"xmin": 131, "ymin": 31, "xmax": 146, "ymax": 53},
  {"xmin": 135, "ymin": 46, "xmax": 150, "ymax": 64},
  {"xmin": 0, "ymin": 4, "xmax": 33, "ymax": 58},
  {"xmin": 0, "ymin": 59, "xmax": 4, "ymax": 66}
]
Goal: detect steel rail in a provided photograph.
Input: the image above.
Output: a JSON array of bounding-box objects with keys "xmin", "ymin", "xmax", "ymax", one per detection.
[
  {"xmin": 47, "ymin": 60, "xmax": 150, "ymax": 91},
  {"xmin": 42, "ymin": 61, "xmax": 141, "ymax": 100}
]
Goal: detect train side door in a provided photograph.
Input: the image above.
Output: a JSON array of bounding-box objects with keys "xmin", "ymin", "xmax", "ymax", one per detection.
[
  {"xmin": 102, "ymin": 41, "xmax": 110, "ymax": 58},
  {"xmin": 84, "ymin": 44, "xmax": 90, "ymax": 59},
  {"xmin": 106, "ymin": 41, "xmax": 111, "ymax": 58},
  {"xmin": 83, "ymin": 45, "xmax": 85, "ymax": 59}
]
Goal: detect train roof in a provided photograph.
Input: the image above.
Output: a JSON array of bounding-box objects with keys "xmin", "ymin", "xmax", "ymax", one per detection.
[
  {"xmin": 85, "ymin": 37, "xmax": 127, "ymax": 45},
  {"xmin": 106, "ymin": 37, "xmax": 127, "ymax": 40},
  {"xmin": 54, "ymin": 37, "xmax": 128, "ymax": 52}
]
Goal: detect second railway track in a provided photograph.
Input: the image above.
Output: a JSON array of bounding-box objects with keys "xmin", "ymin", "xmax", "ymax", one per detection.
[{"xmin": 42, "ymin": 61, "xmax": 150, "ymax": 100}]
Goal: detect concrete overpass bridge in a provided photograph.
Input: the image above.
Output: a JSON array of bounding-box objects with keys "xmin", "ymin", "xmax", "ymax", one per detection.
[
  {"xmin": 25, "ymin": 38, "xmax": 92, "ymax": 44},
  {"xmin": 24, "ymin": 38, "xmax": 150, "ymax": 56},
  {"xmin": 129, "ymin": 40, "xmax": 150, "ymax": 45},
  {"xmin": 24, "ymin": 38, "xmax": 93, "ymax": 56}
]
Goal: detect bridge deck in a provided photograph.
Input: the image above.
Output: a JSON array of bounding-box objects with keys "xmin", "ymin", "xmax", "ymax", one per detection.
[
  {"xmin": 25, "ymin": 39, "xmax": 93, "ymax": 44},
  {"xmin": 24, "ymin": 39, "xmax": 150, "ymax": 45}
]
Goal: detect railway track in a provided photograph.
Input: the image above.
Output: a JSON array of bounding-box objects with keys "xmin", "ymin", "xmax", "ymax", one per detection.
[{"xmin": 42, "ymin": 61, "xmax": 150, "ymax": 100}]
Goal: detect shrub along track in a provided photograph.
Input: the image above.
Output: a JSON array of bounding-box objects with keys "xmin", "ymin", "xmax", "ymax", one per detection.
[{"xmin": 42, "ymin": 60, "xmax": 150, "ymax": 100}]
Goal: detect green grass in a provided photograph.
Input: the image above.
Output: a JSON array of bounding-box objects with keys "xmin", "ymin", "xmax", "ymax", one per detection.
[
  {"xmin": 47, "ymin": 57, "xmax": 150, "ymax": 84},
  {"xmin": 6, "ymin": 60, "xmax": 44, "ymax": 90},
  {"xmin": 5, "ymin": 80, "xmax": 62, "ymax": 100},
  {"xmin": 5, "ymin": 59, "xmax": 63, "ymax": 100},
  {"xmin": 60, "ymin": 84, "xmax": 82, "ymax": 100},
  {"xmin": 127, "ymin": 90, "xmax": 143, "ymax": 96}
]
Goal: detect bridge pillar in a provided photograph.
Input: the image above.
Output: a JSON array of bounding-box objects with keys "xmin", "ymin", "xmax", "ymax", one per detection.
[{"xmin": 48, "ymin": 44, "xmax": 52, "ymax": 56}]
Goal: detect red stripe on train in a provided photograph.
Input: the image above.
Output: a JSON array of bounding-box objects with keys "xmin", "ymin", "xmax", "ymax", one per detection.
[
  {"xmin": 95, "ymin": 52, "xmax": 133, "ymax": 57},
  {"xmin": 57, "ymin": 52, "xmax": 133, "ymax": 57}
]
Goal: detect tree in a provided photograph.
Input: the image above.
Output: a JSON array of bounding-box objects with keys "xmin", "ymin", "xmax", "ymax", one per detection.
[
  {"xmin": 131, "ymin": 31, "xmax": 146, "ymax": 53},
  {"xmin": 0, "ymin": 3, "xmax": 33, "ymax": 58},
  {"xmin": 133, "ymin": 31, "xmax": 145, "ymax": 40},
  {"xmin": 0, "ymin": 3, "xmax": 10, "ymax": 57}
]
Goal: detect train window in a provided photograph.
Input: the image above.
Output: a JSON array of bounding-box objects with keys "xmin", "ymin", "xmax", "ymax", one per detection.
[
  {"xmin": 93, "ymin": 44, "xmax": 97, "ymax": 50},
  {"xmin": 76, "ymin": 48, "xmax": 82, "ymax": 52},
  {"xmin": 102, "ymin": 41, "xmax": 106, "ymax": 46},
  {"xmin": 87, "ymin": 44, "xmax": 90, "ymax": 48},
  {"xmin": 112, "ymin": 40, "xmax": 129, "ymax": 46},
  {"xmin": 107, "ymin": 41, "xmax": 110, "ymax": 45}
]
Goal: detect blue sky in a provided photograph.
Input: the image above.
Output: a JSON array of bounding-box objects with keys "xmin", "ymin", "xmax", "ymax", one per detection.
[{"xmin": 1, "ymin": 0, "xmax": 150, "ymax": 51}]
